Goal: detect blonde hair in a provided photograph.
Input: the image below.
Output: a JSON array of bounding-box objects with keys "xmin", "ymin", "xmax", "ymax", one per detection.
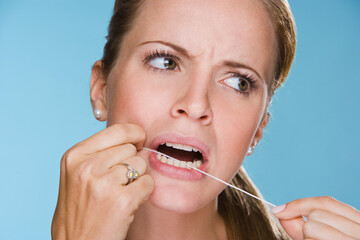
[
  {"xmin": 219, "ymin": 1, "xmax": 296, "ymax": 238},
  {"xmin": 102, "ymin": 0, "xmax": 296, "ymax": 239},
  {"xmin": 263, "ymin": 0, "xmax": 297, "ymax": 96}
]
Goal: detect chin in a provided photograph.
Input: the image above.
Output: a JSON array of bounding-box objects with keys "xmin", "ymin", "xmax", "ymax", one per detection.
[{"xmin": 148, "ymin": 181, "xmax": 211, "ymax": 214}]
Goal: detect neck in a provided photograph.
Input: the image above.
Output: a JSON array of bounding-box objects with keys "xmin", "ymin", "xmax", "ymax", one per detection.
[{"xmin": 127, "ymin": 198, "xmax": 227, "ymax": 240}]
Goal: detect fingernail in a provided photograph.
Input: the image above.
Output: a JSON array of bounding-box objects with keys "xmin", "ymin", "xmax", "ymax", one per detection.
[{"xmin": 272, "ymin": 204, "xmax": 286, "ymax": 214}]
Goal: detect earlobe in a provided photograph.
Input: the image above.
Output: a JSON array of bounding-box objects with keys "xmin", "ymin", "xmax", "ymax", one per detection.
[
  {"xmin": 247, "ymin": 112, "xmax": 270, "ymax": 156},
  {"xmin": 90, "ymin": 60, "xmax": 108, "ymax": 121}
]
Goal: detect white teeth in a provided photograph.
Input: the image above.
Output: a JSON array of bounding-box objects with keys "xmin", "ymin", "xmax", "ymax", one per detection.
[
  {"xmin": 192, "ymin": 147, "xmax": 200, "ymax": 153},
  {"xmin": 180, "ymin": 161, "xmax": 186, "ymax": 168},
  {"xmin": 182, "ymin": 145, "xmax": 192, "ymax": 151},
  {"xmin": 195, "ymin": 160, "xmax": 202, "ymax": 168},
  {"xmin": 172, "ymin": 143, "xmax": 182, "ymax": 150},
  {"xmin": 157, "ymin": 143, "xmax": 204, "ymax": 169},
  {"xmin": 160, "ymin": 143, "xmax": 202, "ymax": 154},
  {"xmin": 156, "ymin": 153, "xmax": 203, "ymax": 169},
  {"xmin": 174, "ymin": 159, "xmax": 180, "ymax": 167},
  {"xmin": 186, "ymin": 162, "xmax": 193, "ymax": 169},
  {"xmin": 167, "ymin": 157, "xmax": 174, "ymax": 165}
]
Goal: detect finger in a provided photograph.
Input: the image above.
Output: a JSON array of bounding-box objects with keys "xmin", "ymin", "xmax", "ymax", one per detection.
[
  {"xmin": 273, "ymin": 197, "xmax": 360, "ymax": 224},
  {"xmin": 308, "ymin": 209, "xmax": 360, "ymax": 239},
  {"xmin": 90, "ymin": 144, "xmax": 137, "ymax": 172},
  {"xmin": 125, "ymin": 174, "xmax": 154, "ymax": 204},
  {"xmin": 303, "ymin": 219, "xmax": 356, "ymax": 240},
  {"xmin": 111, "ymin": 175, "xmax": 154, "ymax": 218},
  {"xmin": 278, "ymin": 217, "xmax": 305, "ymax": 240},
  {"xmin": 105, "ymin": 164, "xmax": 131, "ymax": 185},
  {"xmin": 105, "ymin": 156, "xmax": 147, "ymax": 185},
  {"xmin": 121, "ymin": 156, "xmax": 147, "ymax": 176},
  {"xmin": 75, "ymin": 123, "xmax": 146, "ymax": 155}
]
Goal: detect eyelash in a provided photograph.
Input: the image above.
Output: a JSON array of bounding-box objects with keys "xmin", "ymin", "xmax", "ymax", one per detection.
[
  {"xmin": 229, "ymin": 72, "xmax": 258, "ymax": 96},
  {"xmin": 143, "ymin": 49, "xmax": 180, "ymax": 71},
  {"xmin": 142, "ymin": 49, "xmax": 258, "ymax": 96}
]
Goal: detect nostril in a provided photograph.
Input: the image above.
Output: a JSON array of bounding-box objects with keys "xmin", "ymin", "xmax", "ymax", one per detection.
[
  {"xmin": 200, "ymin": 115, "xmax": 207, "ymax": 119},
  {"xmin": 178, "ymin": 109, "xmax": 185, "ymax": 114}
]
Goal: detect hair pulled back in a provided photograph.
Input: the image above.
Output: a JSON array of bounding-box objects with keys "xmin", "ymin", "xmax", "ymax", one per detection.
[{"xmin": 101, "ymin": 1, "xmax": 296, "ymax": 239}]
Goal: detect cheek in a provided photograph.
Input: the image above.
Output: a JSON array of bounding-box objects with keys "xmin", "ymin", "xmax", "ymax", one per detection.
[
  {"xmin": 212, "ymin": 95, "xmax": 266, "ymax": 174},
  {"xmin": 106, "ymin": 71, "xmax": 175, "ymax": 127},
  {"xmin": 220, "ymin": 109, "xmax": 258, "ymax": 150}
]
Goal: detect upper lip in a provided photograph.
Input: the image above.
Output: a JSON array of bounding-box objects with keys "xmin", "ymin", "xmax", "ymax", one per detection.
[{"xmin": 150, "ymin": 133, "xmax": 210, "ymax": 162}]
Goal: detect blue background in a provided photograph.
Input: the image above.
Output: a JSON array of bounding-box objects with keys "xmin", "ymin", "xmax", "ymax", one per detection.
[{"xmin": 0, "ymin": 0, "xmax": 359, "ymax": 239}]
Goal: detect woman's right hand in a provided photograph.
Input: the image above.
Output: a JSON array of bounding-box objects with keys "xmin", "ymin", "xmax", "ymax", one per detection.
[{"xmin": 51, "ymin": 123, "xmax": 154, "ymax": 240}]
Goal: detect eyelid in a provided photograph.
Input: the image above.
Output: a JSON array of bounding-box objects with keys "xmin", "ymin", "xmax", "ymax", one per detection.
[
  {"xmin": 142, "ymin": 49, "xmax": 182, "ymax": 71},
  {"xmin": 220, "ymin": 72, "xmax": 258, "ymax": 95},
  {"xmin": 228, "ymin": 72, "xmax": 257, "ymax": 86},
  {"xmin": 142, "ymin": 50, "xmax": 260, "ymax": 94},
  {"xmin": 143, "ymin": 49, "xmax": 181, "ymax": 64}
]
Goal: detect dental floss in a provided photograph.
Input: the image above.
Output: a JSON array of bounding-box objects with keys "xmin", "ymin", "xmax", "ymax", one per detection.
[{"xmin": 142, "ymin": 147, "xmax": 276, "ymax": 208}]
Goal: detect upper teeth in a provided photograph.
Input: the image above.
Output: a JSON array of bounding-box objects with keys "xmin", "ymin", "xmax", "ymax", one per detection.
[{"xmin": 163, "ymin": 143, "xmax": 201, "ymax": 153}]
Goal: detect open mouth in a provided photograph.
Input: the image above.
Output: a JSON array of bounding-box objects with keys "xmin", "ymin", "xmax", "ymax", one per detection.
[{"xmin": 156, "ymin": 143, "xmax": 205, "ymax": 169}]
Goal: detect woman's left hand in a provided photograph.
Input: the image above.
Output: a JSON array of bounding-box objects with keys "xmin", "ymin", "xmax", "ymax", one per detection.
[{"xmin": 273, "ymin": 196, "xmax": 360, "ymax": 240}]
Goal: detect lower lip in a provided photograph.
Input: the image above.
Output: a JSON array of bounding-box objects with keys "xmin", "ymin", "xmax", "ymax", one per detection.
[{"xmin": 148, "ymin": 152, "xmax": 208, "ymax": 180}]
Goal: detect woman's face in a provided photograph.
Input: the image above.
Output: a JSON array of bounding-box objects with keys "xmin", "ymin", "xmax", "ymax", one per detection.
[{"xmin": 98, "ymin": 0, "xmax": 276, "ymax": 212}]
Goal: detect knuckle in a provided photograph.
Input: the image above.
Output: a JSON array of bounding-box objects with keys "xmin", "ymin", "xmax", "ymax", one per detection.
[
  {"xmin": 124, "ymin": 143, "xmax": 137, "ymax": 155},
  {"xmin": 112, "ymin": 123, "xmax": 127, "ymax": 134},
  {"xmin": 133, "ymin": 156, "xmax": 147, "ymax": 172},
  {"xmin": 88, "ymin": 177, "xmax": 114, "ymax": 202},
  {"xmin": 135, "ymin": 126, "xmax": 146, "ymax": 141},
  {"xmin": 60, "ymin": 155, "xmax": 67, "ymax": 171},
  {"xmin": 88, "ymin": 178, "xmax": 103, "ymax": 199},
  {"xmin": 318, "ymin": 196, "xmax": 337, "ymax": 205},
  {"xmin": 77, "ymin": 162, "xmax": 93, "ymax": 183},
  {"xmin": 61, "ymin": 148, "xmax": 77, "ymax": 169},
  {"xmin": 60, "ymin": 146, "xmax": 79, "ymax": 172},
  {"xmin": 288, "ymin": 197, "xmax": 304, "ymax": 207},
  {"xmin": 302, "ymin": 220, "xmax": 314, "ymax": 237},
  {"xmin": 118, "ymin": 170, "xmax": 129, "ymax": 184},
  {"xmin": 308, "ymin": 209, "xmax": 323, "ymax": 220}
]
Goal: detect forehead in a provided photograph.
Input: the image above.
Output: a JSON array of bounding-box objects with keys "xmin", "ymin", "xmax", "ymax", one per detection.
[{"xmin": 124, "ymin": 0, "xmax": 277, "ymax": 81}]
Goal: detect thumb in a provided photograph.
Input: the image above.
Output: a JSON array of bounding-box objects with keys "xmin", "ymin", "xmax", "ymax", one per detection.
[{"xmin": 273, "ymin": 204, "xmax": 306, "ymax": 240}]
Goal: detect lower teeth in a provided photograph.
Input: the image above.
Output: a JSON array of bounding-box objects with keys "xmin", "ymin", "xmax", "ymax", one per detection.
[{"xmin": 156, "ymin": 153, "xmax": 202, "ymax": 169}]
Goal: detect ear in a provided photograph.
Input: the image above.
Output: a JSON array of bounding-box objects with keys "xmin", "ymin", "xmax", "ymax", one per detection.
[
  {"xmin": 247, "ymin": 112, "xmax": 270, "ymax": 156},
  {"xmin": 90, "ymin": 60, "xmax": 107, "ymax": 121},
  {"xmin": 255, "ymin": 111, "xmax": 270, "ymax": 143}
]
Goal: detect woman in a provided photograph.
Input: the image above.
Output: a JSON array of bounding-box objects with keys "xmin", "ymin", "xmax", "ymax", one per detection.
[{"xmin": 51, "ymin": 0, "xmax": 360, "ymax": 239}]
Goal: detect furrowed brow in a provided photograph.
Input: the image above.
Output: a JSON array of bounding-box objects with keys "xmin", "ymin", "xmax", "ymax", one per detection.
[
  {"xmin": 138, "ymin": 40, "xmax": 191, "ymax": 58},
  {"xmin": 138, "ymin": 41, "xmax": 265, "ymax": 83},
  {"xmin": 223, "ymin": 60, "xmax": 264, "ymax": 83}
]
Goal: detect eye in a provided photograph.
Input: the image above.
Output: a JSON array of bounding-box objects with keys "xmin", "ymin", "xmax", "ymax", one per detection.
[
  {"xmin": 149, "ymin": 57, "xmax": 177, "ymax": 70},
  {"xmin": 223, "ymin": 76, "xmax": 249, "ymax": 92}
]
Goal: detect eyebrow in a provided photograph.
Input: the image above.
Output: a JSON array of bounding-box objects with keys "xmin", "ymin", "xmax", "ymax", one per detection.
[
  {"xmin": 139, "ymin": 40, "xmax": 264, "ymax": 82},
  {"xmin": 223, "ymin": 60, "xmax": 263, "ymax": 82},
  {"xmin": 139, "ymin": 40, "xmax": 191, "ymax": 58}
]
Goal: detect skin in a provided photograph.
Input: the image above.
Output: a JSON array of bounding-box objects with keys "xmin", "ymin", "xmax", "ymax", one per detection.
[
  {"xmin": 51, "ymin": 0, "xmax": 360, "ymax": 239},
  {"xmin": 105, "ymin": 0, "xmax": 273, "ymax": 216}
]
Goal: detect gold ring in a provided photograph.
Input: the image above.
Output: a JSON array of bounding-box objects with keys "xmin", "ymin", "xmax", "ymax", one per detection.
[{"xmin": 120, "ymin": 163, "xmax": 139, "ymax": 185}]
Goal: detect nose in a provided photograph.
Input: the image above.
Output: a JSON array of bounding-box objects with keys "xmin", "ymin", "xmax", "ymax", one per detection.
[{"xmin": 170, "ymin": 72, "xmax": 213, "ymax": 125}]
